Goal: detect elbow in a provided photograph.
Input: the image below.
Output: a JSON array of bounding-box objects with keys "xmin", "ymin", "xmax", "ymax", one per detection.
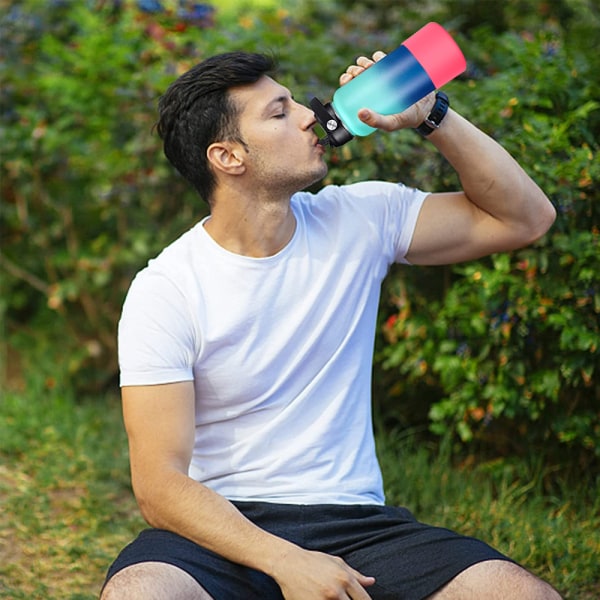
[
  {"xmin": 133, "ymin": 478, "xmax": 163, "ymax": 528},
  {"xmin": 136, "ymin": 494, "xmax": 159, "ymax": 528},
  {"xmin": 518, "ymin": 188, "xmax": 556, "ymax": 245},
  {"xmin": 530, "ymin": 195, "xmax": 557, "ymax": 242},
  {"xmin": 131, "ymin": 471, "xmax": 175, "ymax": 530}
]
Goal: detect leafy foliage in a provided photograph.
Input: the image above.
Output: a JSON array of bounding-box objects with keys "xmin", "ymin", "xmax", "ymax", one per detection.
[{"xmin": 377, "ymin": 9, "xmax": 600, "ymax": 465}]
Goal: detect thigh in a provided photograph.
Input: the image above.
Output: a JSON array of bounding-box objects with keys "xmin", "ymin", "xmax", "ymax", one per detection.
[{"xmin": 103, "ymin": 529, "xmax": 284, "ymax": 600}]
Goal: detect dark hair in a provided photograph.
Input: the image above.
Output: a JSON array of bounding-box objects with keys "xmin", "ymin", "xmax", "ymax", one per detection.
[{"xmin": 156, "ymin": 52, "xmax": 276, "ymax": 204}]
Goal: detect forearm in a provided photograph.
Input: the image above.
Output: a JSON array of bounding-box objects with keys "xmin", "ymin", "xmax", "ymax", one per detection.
[
  {"xmin": 427, "ymin": 108, "xmax": 556, "ymax": 239},
  {"xmin": 133, "ymin": 468, "xmax": 293, "ymax": 578}
]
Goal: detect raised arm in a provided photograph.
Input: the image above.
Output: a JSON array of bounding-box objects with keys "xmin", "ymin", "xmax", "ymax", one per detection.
[
  {"xmin": 340, "ymin": 53, "xmax": 556, "ymax": 265},
  {"xmin": 122, "ymin": 382, "xmax": 375, "ymax": 599}
]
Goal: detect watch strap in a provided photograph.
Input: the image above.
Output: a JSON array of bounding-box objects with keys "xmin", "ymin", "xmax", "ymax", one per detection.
[{"xmin": 416, "ymin": 91, "xmax": 450, "ymax": 136}]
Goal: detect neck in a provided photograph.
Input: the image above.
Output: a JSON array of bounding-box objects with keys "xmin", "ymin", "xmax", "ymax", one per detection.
[{"xmin": 204, "ymin": 183, "xmax": 297, "ymax": 258}]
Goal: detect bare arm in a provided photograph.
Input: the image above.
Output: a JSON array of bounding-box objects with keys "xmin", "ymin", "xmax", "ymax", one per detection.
[
  {"xmin": 122, "ymin": 382, "xmax": 375, "ymax": 599},
  {"xmin": 341, "ymin": 54, "xmax": 556, "ymax": 265}
]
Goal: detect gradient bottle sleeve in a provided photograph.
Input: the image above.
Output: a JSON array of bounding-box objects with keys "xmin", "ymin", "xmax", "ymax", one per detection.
[{"xmin": 329, "ymin": 22, "xmax": 466, "ymax": 137}]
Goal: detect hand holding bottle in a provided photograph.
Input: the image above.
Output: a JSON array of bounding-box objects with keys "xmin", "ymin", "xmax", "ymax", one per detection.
[{"xmin": 338, "ymin": 52, "xmax": 438, "ymax": 132}]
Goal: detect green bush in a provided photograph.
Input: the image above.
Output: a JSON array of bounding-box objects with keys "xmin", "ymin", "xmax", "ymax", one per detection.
[
  {"xmin": 377, "ymin": 13, "xmax": 600, "ymax": 465},
  {"xmin": 1, "ymin": 1, "xmax": 202, "ymax": 389}
]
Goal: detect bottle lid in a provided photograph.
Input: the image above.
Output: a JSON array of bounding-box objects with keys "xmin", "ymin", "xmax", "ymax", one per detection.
[
  {"xmin": 309, "ymin": 97, "xmax": 354, "ymax": 147},
  {"xmin": 402, "ymin": 22, "xmax": 466, "ymax": 89}
]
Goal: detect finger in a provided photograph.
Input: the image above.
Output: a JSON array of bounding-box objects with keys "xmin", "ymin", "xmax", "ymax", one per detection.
[
  {"xmin": 355, "ymin": 55, "xmax": 374, "ymax": 68},
  {"xmin": 339, "ymin": 72, "xmax": 353, "ymax": 85},
  {"xmin": 346, "ymin": 64, "xmax": 366, "ymax": 77},
  {"xmin": 357, "ymin": 108, "xmax": 404, "ymax": 132},
  {"xmin": 352, "ymin": 569, "xmax": 375, "ymax": 587},
  {"xmin": 357, "ymin": 108, "xmax": 382, "ymax": 127},
  {"xmin": 348, "ymin": 578, "xmax": 375, "ymax": 600},
  {"xmin": 339, "ymin": 64, "xmax": 365, "ymax": 86},
  {"xmin": 340, "ymin": 52, "xmax": 383, "ymax": 86},
  {"xmin": 348, "ymin": 566, "xmax": 375, "ymax": 593}
]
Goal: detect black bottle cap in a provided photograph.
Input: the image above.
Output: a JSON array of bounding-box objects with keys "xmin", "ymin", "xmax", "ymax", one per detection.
[{"xmin": 309, "ymin": 97, "xmax": 354, "ymax": 147}]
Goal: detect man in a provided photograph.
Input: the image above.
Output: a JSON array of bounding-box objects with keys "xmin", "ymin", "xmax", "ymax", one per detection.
[{"xmin": 101, "ymin": 51, "xmax": 559, "ymax": 599}]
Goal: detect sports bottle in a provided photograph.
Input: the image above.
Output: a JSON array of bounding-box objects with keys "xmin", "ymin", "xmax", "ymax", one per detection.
[{"xmin": 310, "ymin": 22, "xmax": 466, "ymax": 146}]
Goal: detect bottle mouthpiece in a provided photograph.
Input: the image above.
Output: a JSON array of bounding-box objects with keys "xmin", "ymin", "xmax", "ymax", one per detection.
[{"xmin": 310, "ymin": 97, "xmax": 354, "ymax": 147}]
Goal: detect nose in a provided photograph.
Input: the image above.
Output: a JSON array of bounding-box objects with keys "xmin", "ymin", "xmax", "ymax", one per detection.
[{"xmin": 296, "ymin": 101, "xmax": 318, "ymax": 130}]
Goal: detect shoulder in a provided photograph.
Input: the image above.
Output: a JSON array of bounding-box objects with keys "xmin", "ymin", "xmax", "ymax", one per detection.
[
  {"xmin": 294, "ymin": 181, "xmax": 425, "ymax": 208},
  {"xmin": 129, "ymin": 222, "xmax": 204, "ymax": 292},
  {"xmin": 148, "ymin": 222, "xmax": 203, "ymax": 272},
  {"xmin": 120, "ymin": 223, "xmax": 209, "ymax": 331},
  {"xmin": 292, "ymin": 181, "xmax": 428, "ymax": 225},
  {"xmin": 293, "ymin": 181, "xmax": 429, "ymax": 265}
]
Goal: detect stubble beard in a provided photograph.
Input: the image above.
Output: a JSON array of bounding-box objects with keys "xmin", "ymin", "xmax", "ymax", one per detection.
[
  {"xmin": 269, "ymin": 160, "xmax": 329, "ymax": 198},
  {"xmin": 245, "ymin": 142, "xmax": 329, "ymax": 199}
]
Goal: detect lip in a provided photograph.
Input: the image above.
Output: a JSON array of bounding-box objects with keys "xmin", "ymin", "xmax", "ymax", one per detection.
[{"xmin": 313, "ymin": 136, "xmax": 326, "ymax": 150}]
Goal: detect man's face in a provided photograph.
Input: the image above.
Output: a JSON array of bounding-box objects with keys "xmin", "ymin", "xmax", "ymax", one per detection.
[{"xmin": 229, "ymin": 76, "xmax": 328, "ymax": 196}]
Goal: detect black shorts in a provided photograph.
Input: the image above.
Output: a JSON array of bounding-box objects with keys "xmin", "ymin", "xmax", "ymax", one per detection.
[{"xmin": 104, "ymin": 501, "xmax": 513, "ymax": 600}]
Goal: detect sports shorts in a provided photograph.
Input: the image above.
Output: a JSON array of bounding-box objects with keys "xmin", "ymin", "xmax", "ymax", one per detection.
[{"xmin": 103, "ymin": 501, "xmax": 514, "ymax": 600}]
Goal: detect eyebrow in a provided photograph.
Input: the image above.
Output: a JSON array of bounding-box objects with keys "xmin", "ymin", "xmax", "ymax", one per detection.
[{"xmin": 261, "ymin": 93, "xmax": 293, "ymax": 116}]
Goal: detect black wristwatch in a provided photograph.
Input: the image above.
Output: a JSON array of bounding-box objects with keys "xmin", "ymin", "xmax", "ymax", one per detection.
[{"xmin": 416, "ymin": 91, "xmax": 450, "ymax": 137}]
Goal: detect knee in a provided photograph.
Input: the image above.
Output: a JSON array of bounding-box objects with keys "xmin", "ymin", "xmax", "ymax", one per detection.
[
  {"xmin": 100, "ymin": 570, "xmax": 140, "ymax": 600},
  {"xmin": 531, "ymin": 583, "xmax": 562, "ymax": 600},
  {"xmin": 506, "ymin": 563, "xmax": 562, "ymax": 600},
  {"xmin": 431, "ymin": 560, "xmax": 562, "ymax": 600},
  {"xmin": 492, "ymin": 561, "xmax": 562, "ymax": 600},
  {"xmin": 99, "ymin": 577, "xmax": 120, "ymax": 600},
  {"xmin": 535, "ymin": 582, "xmax": 562, "ymax": 600},
  {"xmin": 100, "ymin": 582, "xmax": 116, "ymax": 600},
  {"xmin": 100, "ymin": 561, "xmax": 212, "ymax": 600}
]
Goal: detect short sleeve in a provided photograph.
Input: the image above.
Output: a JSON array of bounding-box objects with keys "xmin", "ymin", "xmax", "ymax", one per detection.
[
  {"xmin": 118, "ymin": 269, "xmax": 196, "ymax": 387},
  {"xmin": 325, "ymin": 181, "xmax": 428, "ymax": 265}
]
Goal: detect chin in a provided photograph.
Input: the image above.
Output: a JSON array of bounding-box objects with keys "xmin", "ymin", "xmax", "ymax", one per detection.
[
  {"xmin": 304, "ymin": 170, "xmax": 327, "ymax": 191},
  {"xmin": 311, "ymin": 162, "xmax": 329, "ymax": 184},
  {"xmin": 284, "ymin": 163, "xmax": 328, "ymax": 195}
]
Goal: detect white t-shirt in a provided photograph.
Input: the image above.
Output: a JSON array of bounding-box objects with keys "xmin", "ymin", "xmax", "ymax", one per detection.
[{"xmin": 118, "ymin": 181, "xmax": 427, "ymax": 505}]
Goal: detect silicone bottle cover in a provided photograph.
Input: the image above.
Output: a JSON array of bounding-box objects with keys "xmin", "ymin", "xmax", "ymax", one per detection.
[{"xmin": 402, "ymin": 22, "xmax": 466, "ymax": 89}]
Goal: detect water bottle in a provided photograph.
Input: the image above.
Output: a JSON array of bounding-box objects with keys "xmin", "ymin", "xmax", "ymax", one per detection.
[{"xmin": 310, "ymin": 22, "xmax": 466, "ymax": 147}]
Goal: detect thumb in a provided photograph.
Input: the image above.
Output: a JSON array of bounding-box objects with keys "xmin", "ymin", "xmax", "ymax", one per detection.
[
  {"xmin": 358, "ymin": 108, "xmax": 376, "ymax": 125},
  {"xmin": 358, "ymin": 108, "xmax": 402, "ymax": 132}
]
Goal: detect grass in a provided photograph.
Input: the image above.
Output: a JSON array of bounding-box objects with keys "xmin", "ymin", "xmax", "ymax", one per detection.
[
  {"xmin": 1, "ymin": 387, "xmax": 598, "ymax": 598},
  {"xmin": 0, "ymin": 388, "xmax": 144, "ymax": 599},
  {"xmin": 377, "ymin": 429, "xmax": 600, "ymax": 600}
]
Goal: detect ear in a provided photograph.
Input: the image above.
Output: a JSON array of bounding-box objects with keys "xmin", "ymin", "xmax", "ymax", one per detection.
[{"xmin": 206, "ymin": 141, "xmax": 246, "ymax": 176}]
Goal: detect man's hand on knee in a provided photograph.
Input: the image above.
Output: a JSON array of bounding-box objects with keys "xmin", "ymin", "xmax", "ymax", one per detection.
[{"xmin": 270, "ymin": 547, "xmax": 375, "ymax": 600}]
